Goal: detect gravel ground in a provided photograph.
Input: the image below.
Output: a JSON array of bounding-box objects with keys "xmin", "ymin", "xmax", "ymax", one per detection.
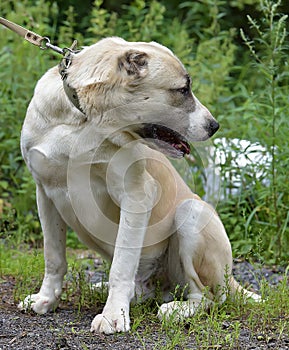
[{"xmin": 0, "ymin": 261, "xmax": 288, "ymax": 350}]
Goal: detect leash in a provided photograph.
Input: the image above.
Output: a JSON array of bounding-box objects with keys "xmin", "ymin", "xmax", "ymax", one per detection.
[
  {"xmin": 0, "ymin": 16, "xmax": 67, "ymax": 54},
  {"xmin": 0, "ymin": 16, "xmax": 85, "ymax": 114}
]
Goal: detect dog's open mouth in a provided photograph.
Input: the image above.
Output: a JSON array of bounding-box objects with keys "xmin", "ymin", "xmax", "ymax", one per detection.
[{"xmin": 137, "ymin": 123, "xmax": 191, "ymax": 158}]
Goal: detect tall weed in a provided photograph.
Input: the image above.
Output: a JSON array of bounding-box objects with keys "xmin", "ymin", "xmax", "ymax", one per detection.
[{"xmin": 217, "ymin": 0, "xmax": 289, "ymax": 263}]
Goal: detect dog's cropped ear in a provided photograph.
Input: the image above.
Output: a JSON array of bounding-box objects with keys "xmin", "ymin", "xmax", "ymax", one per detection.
[{"xmin": 118, "ymin": 51, "xmax": 149, "ymax": 78}]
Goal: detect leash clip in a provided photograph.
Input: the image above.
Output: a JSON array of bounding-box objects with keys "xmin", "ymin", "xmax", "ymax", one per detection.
[{"xmin": 40, "ymin": 37, "xmax": 64, "ymax": 55}]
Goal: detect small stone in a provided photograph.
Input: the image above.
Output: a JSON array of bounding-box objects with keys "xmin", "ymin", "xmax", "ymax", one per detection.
[{"xmin": 222, "ymin": 321, "xmax": 230, "ymax": 329}]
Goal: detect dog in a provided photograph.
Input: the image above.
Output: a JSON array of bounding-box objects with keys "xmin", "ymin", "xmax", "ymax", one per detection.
[{"xmin": 19, "ymin": 37, "xmax": 260, "ymax": 334}]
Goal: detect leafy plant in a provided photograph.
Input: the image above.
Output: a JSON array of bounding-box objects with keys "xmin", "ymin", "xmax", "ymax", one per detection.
[{"xmin": 215, "ymin": 0, "xmax": 289, "ymax": 263}]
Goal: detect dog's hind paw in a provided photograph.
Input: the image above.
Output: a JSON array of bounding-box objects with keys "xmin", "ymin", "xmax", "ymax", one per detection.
[
  {"xmin": 90, "ymin": 310, "xmax": 130, "ymax": 334},
  {"xmin": 158, "ymin": 297, "xmax": 209, "ymax": 322},
  {"xmin": 18, "ymin": 293, "xmax": 59, "ymax": 314},
  {"xmin": 158, "ymin": 301, "xmax": 191, "ymax": 322}
]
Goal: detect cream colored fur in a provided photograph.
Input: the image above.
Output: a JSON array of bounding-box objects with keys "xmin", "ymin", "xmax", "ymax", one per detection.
[{"xmin": 19, "ymin": 37, "xmax": 260, "ymax": 334}]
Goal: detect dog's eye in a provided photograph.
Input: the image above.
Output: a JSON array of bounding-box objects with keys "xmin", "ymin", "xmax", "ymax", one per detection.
[{"xmin": 175, "ymin": 87, "xmax": 190, "ymax": 96}]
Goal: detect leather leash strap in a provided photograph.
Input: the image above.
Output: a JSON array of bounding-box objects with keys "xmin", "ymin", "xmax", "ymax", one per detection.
[
  {"xmin": 0, "ymin": 16, "xmax": 45, "ymax": 47},
  {"xmin": 0, "ymin": 16, "xmax": 63, "ymax": 53}
]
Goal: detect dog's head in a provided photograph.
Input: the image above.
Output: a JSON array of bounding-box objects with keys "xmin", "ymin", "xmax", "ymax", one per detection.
[{"xmin": 63, "ymin": 37, "xmax": 219, "ymax": 158}]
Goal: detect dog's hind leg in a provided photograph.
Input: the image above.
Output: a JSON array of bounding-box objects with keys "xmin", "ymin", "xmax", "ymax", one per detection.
[
  {"xmin": 18, "ymin": 185, "xmax": 67, "ymax": 314},
  {"xmin": 158, "ymin": 198, "xmax": 232, "ymax": 321}
]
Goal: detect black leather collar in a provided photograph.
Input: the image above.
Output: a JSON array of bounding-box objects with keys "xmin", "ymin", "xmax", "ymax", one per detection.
[{"xmin": 58, "ymin": 47, "xmax": 85, "ymax": 115}]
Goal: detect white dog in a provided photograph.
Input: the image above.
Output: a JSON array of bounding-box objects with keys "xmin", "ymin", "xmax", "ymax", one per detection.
[{"xmin": 19, "ymin": 37, "xmax": 260, "ymax": 334}]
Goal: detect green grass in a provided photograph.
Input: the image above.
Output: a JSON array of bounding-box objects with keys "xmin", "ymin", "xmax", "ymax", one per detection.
[{"xmin": 1, "ymin": 243, "xmax": 288, "ymax": 348}]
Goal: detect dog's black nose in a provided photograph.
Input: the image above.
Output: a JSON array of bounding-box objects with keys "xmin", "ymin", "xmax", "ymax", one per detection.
[{"xmin": 206, "ymin": 119, "xmax": 219, "ymax": 137}]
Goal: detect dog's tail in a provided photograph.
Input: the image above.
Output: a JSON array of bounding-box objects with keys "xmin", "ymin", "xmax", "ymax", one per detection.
[{"xmin": 229, "ymin": 276, "xmax": 261, "ymax": 302}]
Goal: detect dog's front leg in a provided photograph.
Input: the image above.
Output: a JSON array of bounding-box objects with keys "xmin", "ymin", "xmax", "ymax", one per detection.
[
  {"xmin": 91, "ymin": 174, "xmax": 156, "ymax": 334},
  {"xmin": 18, "ymin": 185, "xmax": 67, "ymax": 314}
]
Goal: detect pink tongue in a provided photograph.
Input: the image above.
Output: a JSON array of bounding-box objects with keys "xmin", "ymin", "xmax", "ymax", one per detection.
[{"xmin": 180, "ymin": 140, "xmax": 190, "ymax": 154}]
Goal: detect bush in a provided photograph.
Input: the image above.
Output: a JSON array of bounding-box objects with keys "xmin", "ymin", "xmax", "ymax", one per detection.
[
  {"xmin": 0, "ymin": 0, "xmax": 288, "ymax": 263},
  {"xmin": 216, "ymin": 0, "xmax": 289, "ymax": 263}
]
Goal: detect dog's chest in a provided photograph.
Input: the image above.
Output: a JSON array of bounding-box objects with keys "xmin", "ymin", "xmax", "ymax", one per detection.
[{"xmin": 27, "ymin": 149, "xmax": 120, "ymax": 241}]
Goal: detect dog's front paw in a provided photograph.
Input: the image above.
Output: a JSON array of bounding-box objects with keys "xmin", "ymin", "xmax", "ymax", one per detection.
[
  {"xmin": 18, "ymin": 293, "xmax": 59, "ymax": 314},
  {"xmin": 90, "ymin": 309, "xmax": 130, "ymax": 334}
]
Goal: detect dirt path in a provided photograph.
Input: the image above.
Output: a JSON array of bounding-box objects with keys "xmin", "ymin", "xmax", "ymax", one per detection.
[{"xmin": 0, "ymin": 261, "xmax": 288, "ymax": 350}]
